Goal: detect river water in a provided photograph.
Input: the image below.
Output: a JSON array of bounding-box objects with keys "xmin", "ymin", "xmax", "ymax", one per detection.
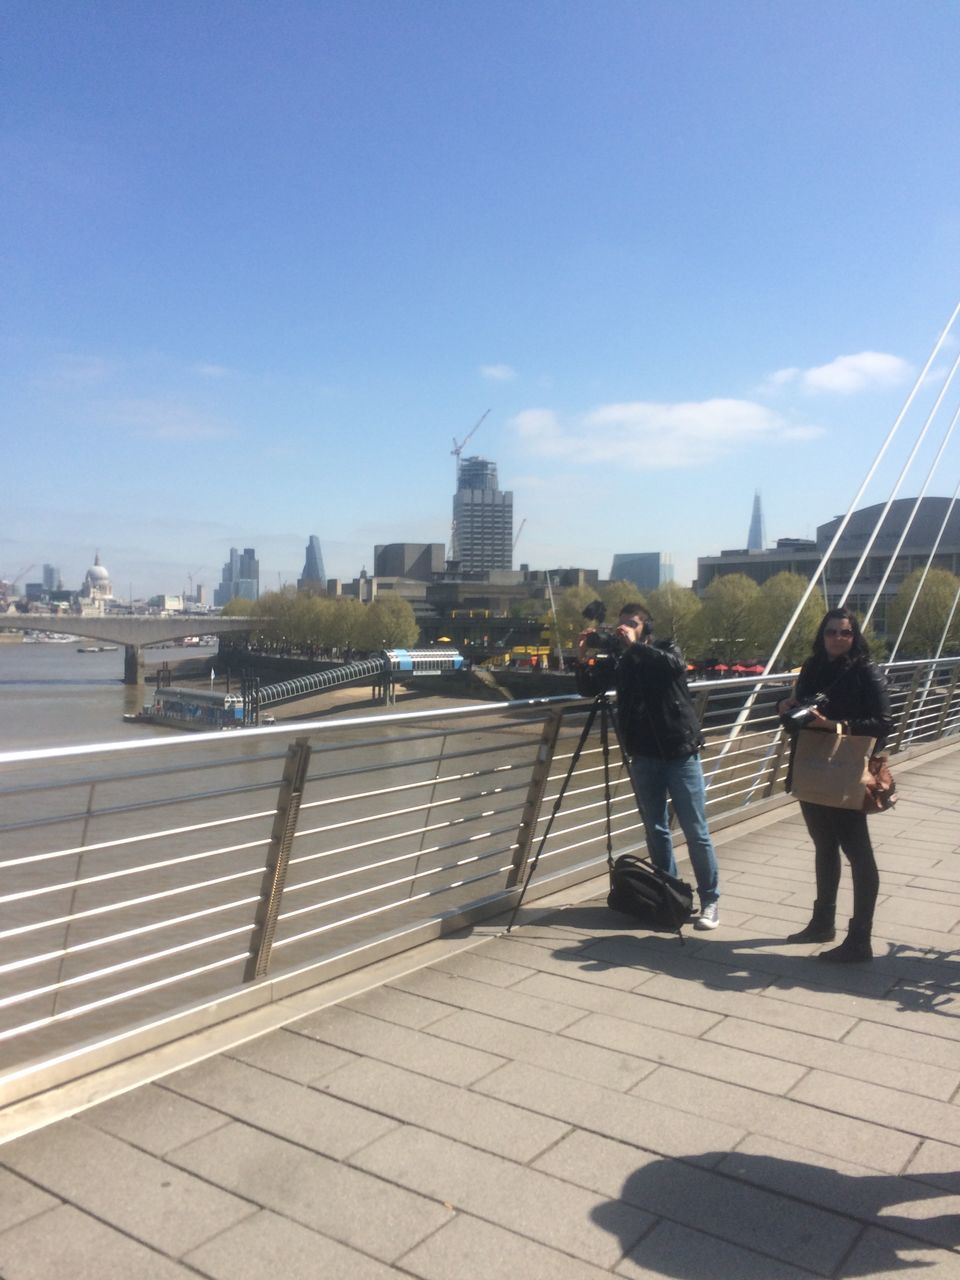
[{"xmin": 0, "ymin": 638, "xmax": 220, "ymax": 753}]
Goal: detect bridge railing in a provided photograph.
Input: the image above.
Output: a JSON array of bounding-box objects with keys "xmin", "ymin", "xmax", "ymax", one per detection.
[{"xmin": 1, "ymin": 656, "xmax": 958, "ymax": 1104}]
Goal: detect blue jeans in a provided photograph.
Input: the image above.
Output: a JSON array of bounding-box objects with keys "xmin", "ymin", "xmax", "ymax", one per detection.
[{"xmin": 629, "ymin": 753, "xmax": 720, "ymax": 905}]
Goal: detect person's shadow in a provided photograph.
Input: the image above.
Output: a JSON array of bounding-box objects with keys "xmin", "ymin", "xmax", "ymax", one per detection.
[{"xmin": 591, "ymin": 1150, "xmax": 960, "ymax": 1277}]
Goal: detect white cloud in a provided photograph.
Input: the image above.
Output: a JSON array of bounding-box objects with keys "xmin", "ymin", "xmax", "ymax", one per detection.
[
  {"xmin": 765, "ymin": 351, "xmax": 911, "ymax": 396},
  {"xmin": 480, "ymin": 363, "xmax": 517, "ymax": 382},
  {"xmin": 47, "ymin": 354, "xmax": 118, "ymax": 386},
  {"xmin": 193, "ymin": 362, "xmax": 233, "ymax": 378},
  {"xmin": 511, "ymin": 399, "xmax": 821, "ymax": 469}
]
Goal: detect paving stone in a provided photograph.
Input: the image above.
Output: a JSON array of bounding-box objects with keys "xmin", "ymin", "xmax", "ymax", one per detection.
[
  {"xmin": 426, "ymin": 1007, "xmax": 657, "ymax": 1091},
  {"xmin": 0, "ymin": 1119, "xmax": 253, "ymax": 1256},
  {"xmin": 429, "ymin": 948, "xmax": 539, "ymax": 987},
  {"xmin": 616, "ymin": 970, "xmax": 858, "ymax": 1038},
  {"xmin": 483, "ymin": 933, "xmax": 657, "ymax": 990},
  {"xmin": 615, "ymin": 1217, "xmax": 817, "ymax": 1279},
  {"xmin": 226, "ymin": 1026, "xmax": 356, "ymax": 1081},
  {"xmin": 183, "ymin": 1208, "xmax": 398, "ymax": 1280},
  {"xmin": 317, "ymin": 1055, "xmax": 568, "ymax": 1160},
  {"xmin": 904, "ymin": 1139, "xmax": 960, "ymax": 1194},
  {"xmin": 838, "ymin": 1225, "xmax": 960, "ymax": 1278},
  {"xmin": 290, "ymin": 1003, "xmax": 505, "ymax": 1084},
  {"xmin": 704, "ymin": 1015, "xmax": 960, "ymax": 1100},
  {"xmin": 509, "ymin": 970, "xmax": 724, "ymax": 1036},
  {"xmin": 0, "ymin": 1203, "xmax": 195, "ymax": 1280},
  {"xmin": 389, "ymin": 966, "xmax": 587, "ymax": 1031},
  {"xmin": 159, "ymin": 1052, "xmax": 398, "ymax": 1159},
  {"xmin": 347, "ymin": 983, "xmax": 454, "ymax": 1028},
  {"xmin": 80, "ymin": 1082, "xmax": 229, "ymax": 1155},
  {"xmin": 765, "ymin": 977, "xmax": 960, "ymax": 1040},
  {"xmin": 532, "ymin": 1129, "xmax": 858, "ymax": 1275},
  {"xmin": 628, "ymin": 1064, "xmax": 918, "ymax": 1173},
  {"xmin": 790, "ymin": 1068, "xmax": 960, "ymax": 1146},
  {"xmin": 473, "ymin": 1060, "xmax": 742, "ymax": 1162},
  {"xmin": 397, "ymin": 1211, "xmax": 615, "ymax": 1280},
  {"xmin": 720, "ymin": 1134, "xmax": 960, "ymax": 1251},
  {"xmin": 168, "ymin": 1120, "xmax": 450, "ymax": 1263},
  {"xmin": 0, "ymin": 1166, "xmax": 59, "ymax": 1233},
  {"xmin": 562, "ymin": 1011, "xmax": 808, "ymax": 1094},
  {"xmin": 843, "ymin": 1016, "xmax": 960, "ymax": 1070},
  {"xmin": 353, "ymin": 1123, "xmax": 653, "ymax": 1266}
]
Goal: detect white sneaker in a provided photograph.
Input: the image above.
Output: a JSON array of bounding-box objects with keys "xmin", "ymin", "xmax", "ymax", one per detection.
[{"xmin": 694, "ymin": 902, "xmax": 719, "ymax": 930}]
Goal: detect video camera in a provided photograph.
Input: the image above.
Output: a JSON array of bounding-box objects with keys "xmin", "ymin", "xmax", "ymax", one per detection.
[
  {"xmin": 581, "ymin": 600, "xmax": 623, "ymax": 655},
  {"xmin": 788, "ymin": 692, "xmax": 829, "ymax": 724}
]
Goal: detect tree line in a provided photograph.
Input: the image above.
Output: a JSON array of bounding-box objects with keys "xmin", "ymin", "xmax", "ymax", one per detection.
[
  {"xmin": 221, "ymin": 568, "xmax": 960, "ymax": 667},
  {"xmin": 546, "ymin": 568, "xmax": 960, "ymax": 669}
]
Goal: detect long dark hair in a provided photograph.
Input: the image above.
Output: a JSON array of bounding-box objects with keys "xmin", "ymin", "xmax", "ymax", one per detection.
[{"xmin": 811, "ymin": 607, "xmax": 870, "ymax": 665}]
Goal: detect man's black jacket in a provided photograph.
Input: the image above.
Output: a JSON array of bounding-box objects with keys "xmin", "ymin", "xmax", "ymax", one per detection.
[{"xmin": 576, "ymin": 639, "xmax": 704, "ymax": 760}]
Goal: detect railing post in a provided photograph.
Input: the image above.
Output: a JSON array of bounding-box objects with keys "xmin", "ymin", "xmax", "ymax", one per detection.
[
  {"xmin": 505, "ymin": 707, "xmax": 565, "ymax": 890},
  {"xmin": 934, "ymin": 663, "xmax": 960, "ymax": 739},
  {"xmin": 244, "ymin": 736, "xmax": 312, "ymax": 982},
  {"xmin": 892, "ymin": 666, "xmax": 925, "ymax": 753}
]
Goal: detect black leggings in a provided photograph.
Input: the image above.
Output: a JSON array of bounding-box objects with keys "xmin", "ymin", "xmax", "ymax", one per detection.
[{"xmin": 799, "ymin": 801, "xmax": 879, "ymax": 927}]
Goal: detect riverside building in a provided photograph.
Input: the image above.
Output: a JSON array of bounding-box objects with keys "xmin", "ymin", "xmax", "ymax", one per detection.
[{"xmin": 452, "ymin": 456, "xmax": 513, "ymax": 573}]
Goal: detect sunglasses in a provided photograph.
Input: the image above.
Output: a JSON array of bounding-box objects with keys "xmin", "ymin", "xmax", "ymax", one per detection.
[{"xmin": 824, "ymin": 628, "xmax": 854, "ymax": 638}]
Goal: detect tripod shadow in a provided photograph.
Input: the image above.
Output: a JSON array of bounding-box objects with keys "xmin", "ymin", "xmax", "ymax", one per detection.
[{"xmin": 591, "ymin": 1150, "xmax": 960, "ymax": 1277}]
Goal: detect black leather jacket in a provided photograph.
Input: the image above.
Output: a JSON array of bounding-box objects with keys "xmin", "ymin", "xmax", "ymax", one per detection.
[
  {"xmin": 577, "ymin": 639, "xmax": 704, "ymax": 760},
  {"xmin": 788, "ymin": 656, "xmax": 893, "ymax": 746}
]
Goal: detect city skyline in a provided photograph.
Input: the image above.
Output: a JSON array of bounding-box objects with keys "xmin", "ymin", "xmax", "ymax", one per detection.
[{"xmin": 3, "ymin": 4, "xmax": 959, "ymax": 599}]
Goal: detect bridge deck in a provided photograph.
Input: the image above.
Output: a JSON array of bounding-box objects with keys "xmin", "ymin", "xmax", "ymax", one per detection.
[{"xmin": 2, "ymin": 744, "xmax": 960, "ymax": 1278}]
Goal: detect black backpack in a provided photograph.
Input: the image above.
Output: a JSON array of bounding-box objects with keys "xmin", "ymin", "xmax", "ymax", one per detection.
[{"xmin": 607, "ymin": 854, "xmax": 695, "ymax": 942}]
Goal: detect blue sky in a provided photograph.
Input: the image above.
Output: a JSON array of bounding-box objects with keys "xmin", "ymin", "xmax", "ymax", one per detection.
[{"xmin": 3, "ymin": 0, "xmax": 959, "ymax": 600}]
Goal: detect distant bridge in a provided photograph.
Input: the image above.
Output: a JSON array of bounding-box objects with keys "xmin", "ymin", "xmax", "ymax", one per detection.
[{"xmin": 0, "ymin": 612, "xmax": 254, "ymax": 682}]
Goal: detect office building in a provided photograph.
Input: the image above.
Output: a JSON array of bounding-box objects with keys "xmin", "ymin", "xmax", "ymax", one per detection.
[
  {"xmin": 452, "ymin": 456, "xmax": 513, "ymax": 573},
  {"xmin": 609, "ymin": 552, "xmax": 674, "ymax": 592},
  {"xmin": 214, "ymin": 546, "xmax": 259, "ymax": 607},
  {"xmin": 747, "ymin": 491, "xmax": 766, "ymax": 553},
  {"xmin": 42, "ymin": 564, "xmax": 60, "ymax": 591},
  {"xmin": 298, "ymin": 536, "xmax": 326, "ymax": 592},
  {"xmin": 374, "ymin": 543, "xmax": 445, "ymax": 581},
  {"xmin": 696, "ymin": 496, "xmax": 960, "ymax": 635}
]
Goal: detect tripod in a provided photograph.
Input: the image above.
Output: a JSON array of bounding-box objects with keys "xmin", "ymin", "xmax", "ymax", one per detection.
[{"xmin": 507, "ymin": 692, "xmax": 634, "ymax": 933}]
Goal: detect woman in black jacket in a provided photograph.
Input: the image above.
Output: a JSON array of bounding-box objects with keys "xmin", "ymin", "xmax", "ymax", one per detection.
[{"xmin": 777, "ymin": 607, "xmax": 893, "ymax": 962}]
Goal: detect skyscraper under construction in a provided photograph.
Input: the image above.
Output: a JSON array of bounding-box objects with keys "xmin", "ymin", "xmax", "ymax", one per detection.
[{"xmin": 452, "ymin": 456, "xmax": 513, "ymax": 573}]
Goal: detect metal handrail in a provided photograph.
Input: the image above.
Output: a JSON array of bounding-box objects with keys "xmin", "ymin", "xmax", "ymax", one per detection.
[{"xmin": 2, "ymin": 662, "xmax": 959, "ymax": 1104}]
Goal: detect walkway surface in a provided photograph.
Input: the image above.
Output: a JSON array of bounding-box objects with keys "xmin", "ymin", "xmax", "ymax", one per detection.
[{"xmin": 1, "ymin": 745, "xmax": 960, "ymax": 1279}]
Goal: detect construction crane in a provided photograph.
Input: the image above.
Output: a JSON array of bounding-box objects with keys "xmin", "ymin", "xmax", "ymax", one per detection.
[
  {"xmin": 512, "ymin": 518, "xmax": 526, "ymax": 551},
  {"xmin": 449, "ymin": 410, "xmax": 490, "ymax": 562},
  {"xmin": 0, "ymin": 563, "xmax": 35, "ymax": 606}
]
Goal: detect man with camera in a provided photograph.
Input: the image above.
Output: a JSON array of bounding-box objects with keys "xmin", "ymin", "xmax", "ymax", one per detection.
[{"xmin": 578, "ymin": 602, "xmax": 721, "ymax": 929}]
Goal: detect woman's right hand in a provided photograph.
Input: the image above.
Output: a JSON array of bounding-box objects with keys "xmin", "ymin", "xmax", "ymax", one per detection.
[{"xmin": 777, "ymin": 696, "xmax": 799, "ymax": 716}]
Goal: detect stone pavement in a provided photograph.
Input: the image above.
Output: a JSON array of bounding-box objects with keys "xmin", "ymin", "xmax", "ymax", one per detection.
[{"xmin": 1, "ymin": 744, "xmax": 960, "ymax": 1279}]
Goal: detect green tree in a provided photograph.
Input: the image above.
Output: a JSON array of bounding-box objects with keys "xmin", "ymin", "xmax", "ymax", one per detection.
[
  {"xmin": 888, "ymin": 568, "xmax": 960, "ymax": 657},
  {"xmin": 542, "ymin": 583, "xmax": 598, "ymax": 651},
  {"xmin": 753, "ymin": 573, "xmax": 825, "ymax": 670},
  {"xmin": 646, "ymin": 582, "xmax": 702, "ymax": 655},
  {"xmin": 600, "ymin": 580, "xmax": 647, "ymax": 619},
  {"xmin": 357, "ymin": 595, "xmax": 420, "ymax": 649},
  {"xmin": 696, "ymin": 573, "xmax": 761, "ymax": 665}
]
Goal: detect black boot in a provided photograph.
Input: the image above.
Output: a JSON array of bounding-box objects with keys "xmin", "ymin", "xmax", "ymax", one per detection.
[
  {"xmin": 819, "ymin": 919, "xmax": 872, "ymax": 963},
  {"xmin": 786, "ymin": 900, "xmax": 836, "ymax": 944}
]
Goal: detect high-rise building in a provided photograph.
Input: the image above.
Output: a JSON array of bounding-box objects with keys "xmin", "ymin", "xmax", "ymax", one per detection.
[
  {"xmin": 298, "ymin": 536, "xmax": 326, "ymax": 592},
  {"xmin": 747, "ymin": 491, "xmax": 766, "ymax": 552},
  {"xmin": 214, "ymin": 546, "xmax": 259, "ymax": 607},
  {"xmin": 609, "ymin": 552, "xmax": 674, "ymax": 592},
  {"xmin": 452, "ymin": 456, "xmax": 513, "ymax": 572},
  {"xmin": 374, "ymin": 543, "xmax": 445, "ymax": 581},
  {"xmin": 42, "ymin": 564, "xmax": 60, "ymax": 591}
]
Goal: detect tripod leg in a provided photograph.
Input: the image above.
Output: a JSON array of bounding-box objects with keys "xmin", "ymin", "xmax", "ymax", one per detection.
[{"xmin": 506, "ymin": 697, "xmax": 601, "ymax": 933}]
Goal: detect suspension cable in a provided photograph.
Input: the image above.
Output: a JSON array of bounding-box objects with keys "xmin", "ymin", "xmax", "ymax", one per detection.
[
  {"xmin": 888, "ymin": 474, "xmax": 960, "ymax": 661},
  {"xmin": 863, "ymin": 391, "xmax": 960, "ymax": 629},
  {"xmin": 842, "ymin": 346, "xmax": 960, "ymax": 615}
]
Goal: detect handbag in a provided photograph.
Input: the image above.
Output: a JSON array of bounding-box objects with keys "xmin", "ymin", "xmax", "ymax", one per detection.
[
  {"xmin": 790, "ymin": 727, "xmax": 875, "ymax": 810},
  {"xmin": 863, "ymin": 753, "xmax": 897, "ymax": 813}
]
